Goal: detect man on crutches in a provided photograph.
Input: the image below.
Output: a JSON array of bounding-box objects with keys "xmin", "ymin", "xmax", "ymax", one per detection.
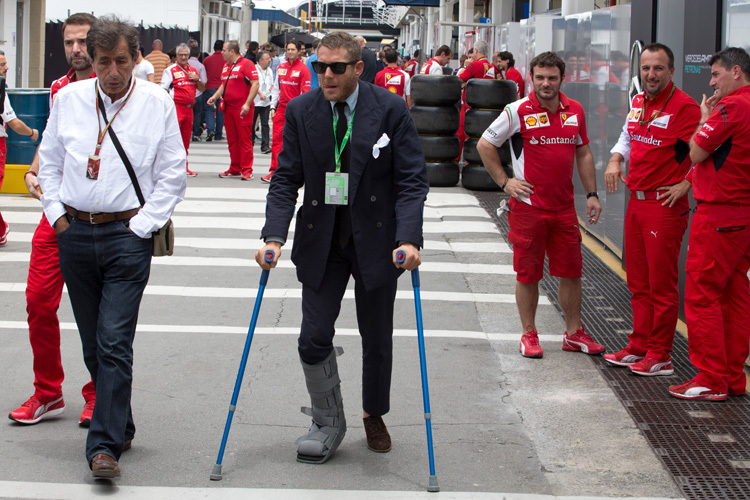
[{"xmin": 255, "ymin": 31, "xmax": 428, "ymax": 464}]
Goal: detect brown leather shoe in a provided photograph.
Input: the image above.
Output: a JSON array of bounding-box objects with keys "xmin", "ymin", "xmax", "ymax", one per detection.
[
  {"xmin": 91, "ymin": 453, "xmax": 121, "ymax": 478},
  {"xmin": 363, "ymin": 416, "xmax": 391, "ymax": 453},
  {"xmin": 123, "ymin": 439, "xmax": 132, "ymax": 452}
]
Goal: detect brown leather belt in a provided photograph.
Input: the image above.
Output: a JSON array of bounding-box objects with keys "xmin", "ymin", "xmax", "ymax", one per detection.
[{"xmin": 65, "ymin": 204, "xmax": 140, "ymax": 224}]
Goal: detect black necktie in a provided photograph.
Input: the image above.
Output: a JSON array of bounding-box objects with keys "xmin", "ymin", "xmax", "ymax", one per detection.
[
  {"xmin": 334, "ymin": 102, "xmax": 352, "ymax": 247},
  {"xmin": 335, "ymin": 102, "xmax": 349, "ymax": 172}
]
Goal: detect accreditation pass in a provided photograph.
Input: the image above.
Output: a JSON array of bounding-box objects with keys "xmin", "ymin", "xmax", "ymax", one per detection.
[{"xmin": 325, "ymin": 171, "xmax": 349, "ymax": 205}]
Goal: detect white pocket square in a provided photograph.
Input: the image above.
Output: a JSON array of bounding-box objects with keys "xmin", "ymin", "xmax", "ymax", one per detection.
[{"xmin": 372, "ymin": 133, "xmax": 390, "ymax": 159}]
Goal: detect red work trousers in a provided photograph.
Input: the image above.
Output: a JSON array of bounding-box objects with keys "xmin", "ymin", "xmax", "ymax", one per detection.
[
  {"xmin": 624, "ymin": 195, "xmax": 689, "ymax": 361},
  {"xmin": 270, "ymin": 104, "xmax": 287, "ymax": 173},
  {"xmin": 0, "ymin": 139, "xmax": 7, "ymax": 235},
  {"xmin": 685, "ymin": 203, "xmax": 750, "ymax": 394},
  {"xmin": 224, "ymin": 104, "xmax": 254, "ymax": 176},
  {"xmin": 26, "ymin": 214, "xmax": 95, "ymax": 402},
  {"xmin": 176, "ymin": 103, "xmax": 194, "ymax": 168}
]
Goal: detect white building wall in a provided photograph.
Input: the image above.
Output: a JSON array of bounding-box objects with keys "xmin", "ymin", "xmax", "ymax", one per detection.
[
  {"xmin": 0, "ymin": 0, "xmax": 33, "ymax": 88},
  {"xmin": 46, "ymin": 0, "xmax": 201, "ymax": 30}
]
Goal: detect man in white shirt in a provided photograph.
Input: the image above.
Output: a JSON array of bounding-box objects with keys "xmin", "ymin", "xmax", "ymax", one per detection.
[
  {"xmin": 0, "ymin": 51, "xmax": 39, "ymax": 246},
  {"xmin": 38, "ymin": 15, "xmax": 186, "ymax": 479},
  {"xmin": 133, "ymin": 46, "xmax": 154, "ymax": 82},
  {"xmin": 188, "ymin": 45, "xmax": 208, "ymax": 141},
  {"xmin": 253, "ymin": 50, "xmax": 273, "ymax": 154}
]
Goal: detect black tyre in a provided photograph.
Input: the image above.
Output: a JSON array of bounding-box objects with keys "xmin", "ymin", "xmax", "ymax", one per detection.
[
  {"xmin": 419, "ymin": 135, "xmax": 460, "ymax": 161},
  {"xmin": 465, "ymin": 79, "xmax": 518, "ymax": 109},
  {"xmin": 426, "ymin": 161, "xmax": 459, "ymax": 187},
  {"xmin": 410, "ymin": 75, "xmax": 463, "ymax": 106},
  {"xmin": 463, "ymin": 138, "xmax": 511, "ymax": 165},
  {"xmin": 461, "ymin": 164, "xmax": 501, "ymax": 191},
  {"xmin": 411, "ymin": 105, "xmax": 460, "ymax": 135},
  {"xmin": 464, "ymin": 108, "xmax": 501, "ymax": 138}
]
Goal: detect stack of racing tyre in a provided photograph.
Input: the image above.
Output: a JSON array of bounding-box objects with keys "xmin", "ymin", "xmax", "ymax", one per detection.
[
  {"xmin": 461, "ymin": 79, "xmax": 518, "ymax": 191},
  {"xmin": 409, "ymin": 74, "xmax": 463, "ymax": 187}
]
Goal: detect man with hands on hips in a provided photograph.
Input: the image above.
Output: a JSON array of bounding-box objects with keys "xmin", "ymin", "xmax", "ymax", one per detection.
[{"xmin": 602, "ymin": 43, "xmax": 699, "ymax": 377}]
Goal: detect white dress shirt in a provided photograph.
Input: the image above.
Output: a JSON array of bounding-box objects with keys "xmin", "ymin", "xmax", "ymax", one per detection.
[
  {"xmin": 254, "ymin": 65, "xmax": 273, "ymax": 107},
  {"xmin": 38, "ymin": 77, "xmax": 187, "ymax": 239}
]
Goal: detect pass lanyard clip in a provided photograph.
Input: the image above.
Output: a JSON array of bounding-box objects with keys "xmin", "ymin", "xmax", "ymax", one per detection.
[
  {"xmin": 333, "ymin": 108, "xmax": 355, "ymax": 173},
  {"xmin": 639, "ymin": 84, "xmax": 675, "ymax": 126}
]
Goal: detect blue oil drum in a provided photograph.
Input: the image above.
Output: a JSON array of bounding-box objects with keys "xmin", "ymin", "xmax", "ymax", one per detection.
[{"xmin": 5, "ymin": 88, "xmax": 50, "ymax": 165}]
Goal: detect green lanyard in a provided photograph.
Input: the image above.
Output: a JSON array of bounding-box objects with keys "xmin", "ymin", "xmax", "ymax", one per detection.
[
  {"xmin": 639, "ymin": 84, "xmax": 675, "ymax": 126},
  {"xmin": 333, "ymin": 108, "xmax": 355, "ymax": 173}
]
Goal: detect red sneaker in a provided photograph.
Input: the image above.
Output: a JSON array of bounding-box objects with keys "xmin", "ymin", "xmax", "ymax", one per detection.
[
  {"xmin": 261, "ymin": 173, "xmax": 273, "ymax": 183},
  {"xmin": 186, "ymin": 169, "xmax": 198, "ymax": 177},
  {"xmin": 241, "ymin": 173, "xmax": 254, "ymax": 181},
  {"xmin": 219, "ymin": 170, "xmax": 241, "ymax": 178},
  {"xmin": 629, "ymin": 356, "xmax": 674, "ymax": 376},
  {"xmin": 520, "ymin": 331, "xmax": 543, "ymax": 358},
  {"xmin": 669, "ymin": 379, "xmax": 727, "ymax": 401},
  {"xmin": 79, "ymin": 399, "xmax": 95, "ymax": 427},
  {"xmin": 604, "ymin": 348, "xmax": 645, "ymax": 367},
  {"xmin": 562, "ymin": 328, "xmax": 605, "ymax": 355},
  {"xmin": 8, "ymin": 396, "xmax": 65, "ymax": 424},
  {"xmin": 0, "ymin": 225, "xmax": 9, "ymax": 246}
]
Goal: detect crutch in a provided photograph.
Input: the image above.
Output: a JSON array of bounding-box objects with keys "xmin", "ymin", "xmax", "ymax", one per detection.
[
  {"xmin": 396, "ymin": 250, "xmax": 439, "ymax": 492},
  {"xmin": 210, "ymin": 249, "xmax": 275, "ymax": 481}
]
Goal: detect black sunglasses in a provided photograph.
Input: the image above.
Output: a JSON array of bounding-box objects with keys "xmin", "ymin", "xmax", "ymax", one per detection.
[{"xmin": 312, "ymin": 60, "xmax": 357, "ymax": 75}]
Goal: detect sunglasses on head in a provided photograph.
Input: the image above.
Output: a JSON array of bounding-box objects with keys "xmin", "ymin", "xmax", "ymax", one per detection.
[{"xmin": 312, "ymin": 60, "xmax": 357, "ymax": 75}]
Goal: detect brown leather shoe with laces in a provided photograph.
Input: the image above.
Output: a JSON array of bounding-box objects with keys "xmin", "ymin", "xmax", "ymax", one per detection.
[
  {"xmin": 91, "ymin": 453, "xmax": 120, "ymax": 478},
  {"xmin": 363, "ymin": 416, "xmax": 391, "ymax": 453}
]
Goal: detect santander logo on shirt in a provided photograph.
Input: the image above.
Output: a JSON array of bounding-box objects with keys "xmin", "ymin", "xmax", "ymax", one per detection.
[{"xmin": 529, "ymin": 135, "xmax": 577, "ymax": 145}]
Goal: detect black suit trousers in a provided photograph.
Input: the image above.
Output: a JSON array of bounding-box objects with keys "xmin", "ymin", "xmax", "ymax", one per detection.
[{"xmin": 298, "ymin": 237, "xmax": 398, "ymax": 417}]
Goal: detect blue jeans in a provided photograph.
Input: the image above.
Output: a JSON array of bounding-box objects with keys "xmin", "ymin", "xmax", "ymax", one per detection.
[
  {"xmin": 203, "ymin": 88, "xmax": 224, "ymax": 139},
  {"xmin": 192, "ymin": 93, "xmax": 206, "ymax": 137},
  {"xmin": 56, "ymin": 214, "xmax": 152, "ymax": 464}
]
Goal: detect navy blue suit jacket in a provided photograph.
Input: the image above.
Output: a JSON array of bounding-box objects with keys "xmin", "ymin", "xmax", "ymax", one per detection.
[{"xmin": 261, "ymin": 81, "xmax": 429, "ymax": 292}]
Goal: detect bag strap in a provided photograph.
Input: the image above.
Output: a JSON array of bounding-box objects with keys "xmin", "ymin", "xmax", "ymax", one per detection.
[{"xmin": 97, "ymin": 89, "xmax": 145, "ymax": 207}]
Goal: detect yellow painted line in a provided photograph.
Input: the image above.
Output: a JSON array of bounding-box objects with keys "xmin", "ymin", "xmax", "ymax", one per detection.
[{"xmin": 580, "ymin": 230, "xmax": 688, "ymax": 340}]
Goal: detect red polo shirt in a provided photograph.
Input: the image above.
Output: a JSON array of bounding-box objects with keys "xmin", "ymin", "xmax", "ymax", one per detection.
[
  {"xmin": 623, "ymin": 82, "xmax": 700, "ymax": 191},
  {"xmin": 482, "ymin": 90, "xmax": 589, "ymax": 211},
  {"xmin": 690, "ymin": 85, "xmax": 750, "ymax": 203},
  {"xmin": 220, "ymin": 57, "xmax": 259, "ymax": 108}
]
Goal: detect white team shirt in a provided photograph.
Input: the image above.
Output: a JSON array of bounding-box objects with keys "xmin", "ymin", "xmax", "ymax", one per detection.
[{"xmin": 0, "ymin": 95, "xmax": 17, "ymax": 138}]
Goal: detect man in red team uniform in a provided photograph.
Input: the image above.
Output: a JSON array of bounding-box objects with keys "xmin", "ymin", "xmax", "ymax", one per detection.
[
  {"xmin": 603, "ymin": 43, "xmax": 700, "ymax": 377},
  {"xmin": 419, "ymin": 45, "xmax": 452, "ymax": 75},
  {"xmin": 669, "ymin": 47, "xmax": 750, "ymax": 401},
  {"xmin": 495, "ymin": 51, "xmax": 525, "ymax": 99},
  {"xmin": 477, "ymin": 51, "xmax": 605, "ymax": 359},
  {"xmin": 162, "ymin": 43, "xmax": 205, "ymax": 177},
  {"xmin": 207, "ymin": 40, "xmax": 259, "ymax": 181},
  {"xmin": 403, "ymin": 50, "xmax": 419, "ymax": 77},
  {"xmin": 375, "ymin": 48, "xmax": 412, "ymax": 107},
  {"xmin": 457, "ymin": 41, "xmax": 496, "ymax": 154},
  {"xmin": 8, "ymin": 12, "xmax": 98, "ymax": 427},
  {"xmin": 263, "ymin": 40, "xmax": 311, "ymax": 183}
]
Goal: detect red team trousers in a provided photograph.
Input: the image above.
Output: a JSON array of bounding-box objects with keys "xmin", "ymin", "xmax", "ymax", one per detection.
[
  {"xmin": 223, "ymin": 104, "xmax": 254, "ymax": 175},
  {"xmin": 270, "ymin": 104, "xmax": 287, "ymax": 173},
  {"xmin": 685, "ymin": 203, "xmax": 750, "ymax": 394},
  {"xmin": 27, "ymin": 214, "xmax": 95, "ymax": 402},
  {"xmin": 624, "ymin": 195, "xmax": 689, "ymax": 361}
]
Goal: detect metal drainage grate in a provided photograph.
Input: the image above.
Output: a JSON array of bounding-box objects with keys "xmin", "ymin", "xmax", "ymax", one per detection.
[{"xmin": 475, "ymin": 190, "xmax": 750, "ymax": 500}]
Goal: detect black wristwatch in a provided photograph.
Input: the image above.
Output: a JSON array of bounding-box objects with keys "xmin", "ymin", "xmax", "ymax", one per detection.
[{"xmin": 586, "ymin": 192, "xmax": 599, "ymax": 199}]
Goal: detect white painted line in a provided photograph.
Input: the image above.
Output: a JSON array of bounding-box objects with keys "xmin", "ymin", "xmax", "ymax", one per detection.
[
  {"xmin": 0, "ymin": 480, "xmax": 683, "ymax": 500},
  {"xmin": 0, "ymin": 322, "xmax": 566, "ymax": 341},
  {"xmin": 0, "ymin": 233, "xmax": 511, "ymax": 253},
  {"xmin": 0, "ymin": 254, "xmax": 515, "ymax": 274},
  {"xmin": 0, "ymin": 213, "xmax": 499, "ymax": 233},
  {"xmin": 0, "ymin": 282, "xmax": 547, "ymax": 304}
]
